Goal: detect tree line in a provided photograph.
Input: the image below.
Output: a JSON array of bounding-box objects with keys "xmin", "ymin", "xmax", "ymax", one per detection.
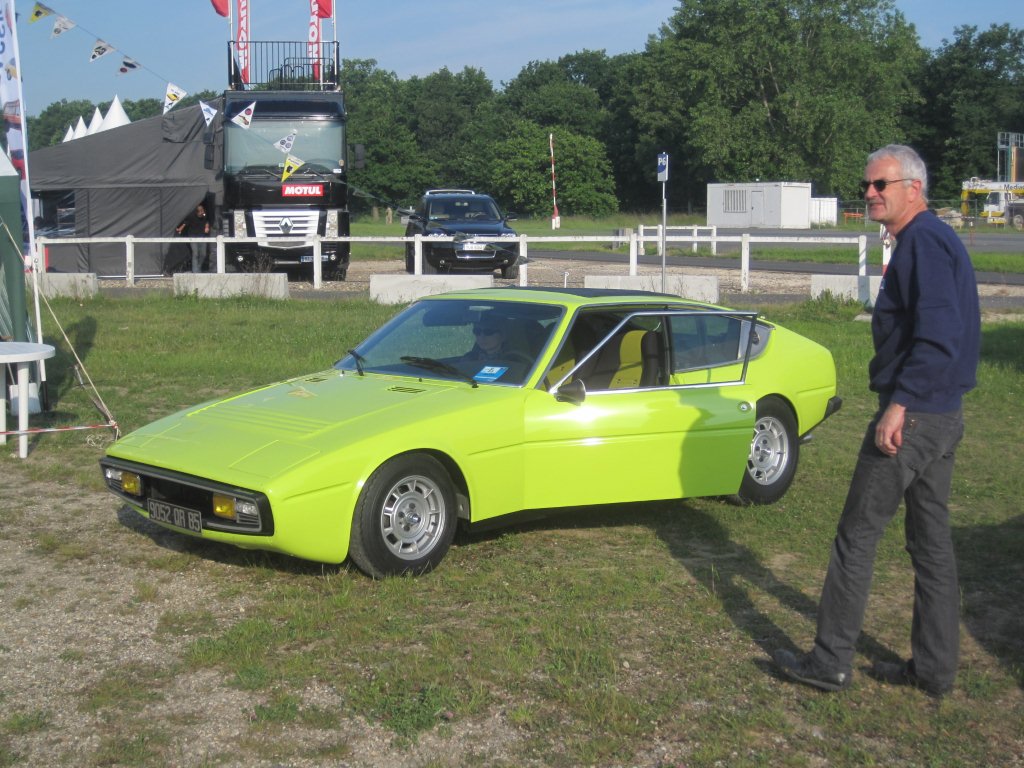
[{"xmin": 26, "ymin": 0, "xmax": 1024, "ymax": 216}]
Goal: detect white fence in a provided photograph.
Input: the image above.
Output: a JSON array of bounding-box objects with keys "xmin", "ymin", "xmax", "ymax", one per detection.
[{"xmin": 33, "ymin": 229, "xmax": 880, "ymax": 294}]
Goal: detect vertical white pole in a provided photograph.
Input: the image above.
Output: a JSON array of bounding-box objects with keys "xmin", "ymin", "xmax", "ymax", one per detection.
[
  {"xmin": 660, "ymin": 182, "xmax": 667, "ymax": 292},
  {"xmin": 741, "ymin": 233, "xmax": 750, "ymax": 292}
]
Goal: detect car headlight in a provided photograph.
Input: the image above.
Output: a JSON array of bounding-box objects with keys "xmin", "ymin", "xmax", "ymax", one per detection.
[
  {"xmin": 105, "ymin": 467, "xmax": 143, "ymax": 496},
  {"xmin": 212, "ymin": 494, "xmax": 261, "ymax": 526}
]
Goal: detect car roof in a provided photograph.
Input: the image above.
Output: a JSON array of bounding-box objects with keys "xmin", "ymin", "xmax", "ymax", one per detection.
[{"xmin": 420, "ymin": 286, "xmax": 720, "ymax": 311}]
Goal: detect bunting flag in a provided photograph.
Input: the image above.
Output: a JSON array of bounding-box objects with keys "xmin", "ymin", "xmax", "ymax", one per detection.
[
  {"xmin": 163, "ymin": 82, "xmax": 187, "ymax": 113},
  {"xmin": 89, "ymin": 39, "xmax": 114, "ymax": 62},
  {"xmin": 50, "ymin": 16, "xmax": 74, "ymax": 38},
  {"xmin": 199, "ymin": 101, "xmax": 218, "ymax": 126},
  {"xmin": 230, "ymin": 101, "xmax": 257, "ymax": 129},
  {"xmin": 28, "ymin": 2, "xmax": 54, "ymax": 22},
  {"xmin": 210, "ymin": 0, "xmax": 229, "ymax": 17},
  {"xmin": 116, "ymin": 56, "xmax": 140, "ymax": 75},
  {"xmin": 274, "ymin": 131, "xmax": 297, "ymax": 154},
  {"xmin": 281, "ymin": 154, "xmax": 305, "ymax": 182}
]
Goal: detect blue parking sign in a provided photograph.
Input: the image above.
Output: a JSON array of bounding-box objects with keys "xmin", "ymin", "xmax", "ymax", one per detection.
[{"xmin": 657, "ymin": 152, "xmax": 669, "ymax": 182}]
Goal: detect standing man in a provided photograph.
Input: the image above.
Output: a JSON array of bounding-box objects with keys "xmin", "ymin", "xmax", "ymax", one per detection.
[
  {"xmin": 773, "ymin": 144, "xmax": 980, "ymax": 697},
  {"xmin": 176, "ymin": 203, "xmax": 211, "ymax": 273}
]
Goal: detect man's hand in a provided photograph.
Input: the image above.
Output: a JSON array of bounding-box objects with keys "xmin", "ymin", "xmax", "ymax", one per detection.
[{"xmin": 875, "ymin": 402, "xmax": 906, "ymax": 456}]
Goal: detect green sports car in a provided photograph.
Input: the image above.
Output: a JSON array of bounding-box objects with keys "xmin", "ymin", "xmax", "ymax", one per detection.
[{"xmin": 101, "ymin": 288, "xmax": 841, "ymax": 577}]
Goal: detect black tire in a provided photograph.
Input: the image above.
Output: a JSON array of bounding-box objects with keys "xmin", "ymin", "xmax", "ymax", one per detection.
[
  {"xmin": 1012, "ymin": 213, "xmax": 1024, "ymax": 231},
  {"xmin": 736, "ymin": 396, "xmax": 799, "ymax": 505},
  {"xmin": 404, "ymin": 245, "xmax": 415, "ymax": 274},
  {"xmin": 348, "ymin": 454, "xmax": 457, "ymax": 578},
  {"xmin": 500, "ymin": 263, "xmax": 520, "ymax": 280},
  {"xmin": 323, "ymin": 264, "xmax": 347, "ymax": 281}
]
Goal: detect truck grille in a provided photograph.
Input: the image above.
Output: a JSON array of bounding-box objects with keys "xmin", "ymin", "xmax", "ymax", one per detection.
[{"xmin": 252, "ymin": 210, "xmax": 320, "ymax": 238}]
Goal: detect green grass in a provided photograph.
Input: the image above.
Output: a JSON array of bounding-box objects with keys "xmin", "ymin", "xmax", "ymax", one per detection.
[{"xmin": 2, "ymin": 294, "xmax": 1023, "ymax": 766}]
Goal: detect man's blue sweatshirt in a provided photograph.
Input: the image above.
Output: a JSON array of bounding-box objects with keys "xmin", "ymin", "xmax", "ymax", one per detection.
[{"xmin": 869, "ymin": 210, "xmax": 980, "ymax": 413}]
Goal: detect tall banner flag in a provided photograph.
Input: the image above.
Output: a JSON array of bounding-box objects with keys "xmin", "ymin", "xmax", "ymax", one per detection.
[
  {"xmin": 210, "ymin": 0, "xmax": 229, "ymax": 17},
  {"xmin": 163, "ymin": 83, "xmax": 187, "ymax": 114},
  {"xmin": 307, "ymin": 0, "xmax": 321, "ymax": 79},
  {"xmin": 314, "ymin": 0, "xmax": 332, "ymax": 16},
  {"xmin": 0, "ymin": 0, "xmax": 33, "ymax": 342},
  {"xmin": 236, "ymin": 0, "xmax": 250, "ymax": 85}
]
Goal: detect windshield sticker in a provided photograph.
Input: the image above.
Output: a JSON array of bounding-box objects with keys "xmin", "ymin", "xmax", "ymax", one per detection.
[{"xmin": 473, "ymin": 366, "xmax": 508, "ymax": 383}]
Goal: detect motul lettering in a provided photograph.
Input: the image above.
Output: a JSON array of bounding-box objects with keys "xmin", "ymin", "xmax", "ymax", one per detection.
[{"xmin": 282, "ymin": 184, "xmax": 324, "ymax": 197}]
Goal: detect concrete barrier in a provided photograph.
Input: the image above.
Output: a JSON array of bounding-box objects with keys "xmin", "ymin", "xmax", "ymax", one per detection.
[
  {"xmin": 173, "ymin": 273, "xmax": 289, "ymax": 300},
  {"xmin": 37, "ymin": 272, "xmax": 98, "ymax": 299},
  {"xmin": 369, "ymin": 274, "xmax": 493, "ymax": 304},
  {"xmin": 583, "ymin": 274, "xmax": 719, "ymax": 303},
  {"xmin": 811, "ymin": 274, "xmax": 882, "ymax": 306}
]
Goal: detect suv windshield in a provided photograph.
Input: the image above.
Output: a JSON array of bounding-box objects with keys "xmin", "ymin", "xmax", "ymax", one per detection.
[{"xmin": 426, "ymin": 196, "xmax": 501, "ymax": 223}]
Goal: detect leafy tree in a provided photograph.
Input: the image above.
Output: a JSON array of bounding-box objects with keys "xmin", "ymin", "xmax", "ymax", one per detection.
[
  {"xmin": 26, "ymin": 99, "xmax": 96, "ymax": 147},
  {"xmin": 633, "ymin": 0, "xmax": 925, "ymax": 207},
  {"xmin": 400, "ymin": 67, "xmax": 495, "ymax": 185},
  {"xmin": 490, "ymin": 121, "xmax": 617, "ymax": 217},
  {"xmin": 500, "ymin": 60, "xmax": 605, "ymax": 138},
  {"xmin": 342, "ymin": 59, "xmax": 438, "ymax": 211},
  {"xmin": 907, "ymin": 24, "xmax": 1024, "ymax": 200}
]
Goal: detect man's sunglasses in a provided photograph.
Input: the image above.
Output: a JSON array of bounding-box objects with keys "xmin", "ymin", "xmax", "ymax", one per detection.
[{"xmin": 859, "ymin": 178, "xmax": 912, "ymax": 195}]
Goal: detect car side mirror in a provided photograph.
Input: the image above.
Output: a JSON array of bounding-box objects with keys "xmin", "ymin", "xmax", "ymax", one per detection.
[{"xmin": 554, "ymin": 379, "xmax": 586, "ymax": 404}]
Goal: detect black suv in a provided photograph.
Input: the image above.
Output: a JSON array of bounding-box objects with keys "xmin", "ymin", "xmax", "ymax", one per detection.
[{"xmin": 404, "ymin": 190, "xmax": 520, "ymax": 278}]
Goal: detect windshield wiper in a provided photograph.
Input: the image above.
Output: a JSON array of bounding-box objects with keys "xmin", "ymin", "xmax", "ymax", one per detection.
[
  {"xmin": 400, "ymin": 356, "xmax": 478, "ymax": 387},
  {"xmin": 346, "ymin": 349, "xmax": 366, "ymax": 375}
]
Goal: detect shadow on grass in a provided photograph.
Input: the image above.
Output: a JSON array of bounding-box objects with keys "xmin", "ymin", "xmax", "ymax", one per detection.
[{"xmin": 954, "ymin": 513, "xmax": 1024, "ymax": 689}]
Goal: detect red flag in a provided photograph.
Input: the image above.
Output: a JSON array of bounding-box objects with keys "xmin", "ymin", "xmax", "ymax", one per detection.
[
  {"xmin": 210, "ymin": 0, "xmax": 229, "ymax": 16},
  {"xmin": 314, "ymin": 0, "xmax": 332, "ymax": 18},
  {"xmin": 236, "ymin": 0, "xmax": 250, "ymax": 84}
]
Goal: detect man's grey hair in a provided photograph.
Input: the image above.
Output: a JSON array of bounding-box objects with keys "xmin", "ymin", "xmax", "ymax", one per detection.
[{"xmin": 868, "ymin": 144, "xmax": 929, "ymax": 199}]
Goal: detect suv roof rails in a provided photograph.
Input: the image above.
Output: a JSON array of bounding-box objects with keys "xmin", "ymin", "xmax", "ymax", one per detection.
[{"xmin": 425, "ymin": 189, "xmax": 476, "ymax": 195}]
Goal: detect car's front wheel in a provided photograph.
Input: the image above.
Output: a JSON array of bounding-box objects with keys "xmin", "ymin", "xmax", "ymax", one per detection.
[
  {"xmin": 737, "ymin": 396, "xmax": 799, "ymax": 505},
  {"xmin": 348, "ymin": 454, "xmax": 457, "ymax": 578}
]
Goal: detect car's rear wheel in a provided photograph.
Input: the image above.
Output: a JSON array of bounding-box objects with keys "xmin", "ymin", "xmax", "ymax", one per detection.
[
  {"xmin": 737, "ymin": 396, "xmax": 799, "ymax": 505},
  {"xmin": 348, "ymin": 454, "xmax": 457, "ymax": 578}
]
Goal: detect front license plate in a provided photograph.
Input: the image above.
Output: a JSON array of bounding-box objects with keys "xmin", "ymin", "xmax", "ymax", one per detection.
[
  {"xmin": 462, "ymin": 242, "xmax": 487, "ymax": 251},
  {"xmin": 147, "ymin": 499, "xmax": 203, "ymax": 534}
]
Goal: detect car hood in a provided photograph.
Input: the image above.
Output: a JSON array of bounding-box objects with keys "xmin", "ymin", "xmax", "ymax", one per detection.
[
  {"xmin": 430, "ymin": 221, "xmax": 515, "ymax": 237},
  {"xmin": 108, "ymin": 370, "xmax": 509, "ymax": 482}
]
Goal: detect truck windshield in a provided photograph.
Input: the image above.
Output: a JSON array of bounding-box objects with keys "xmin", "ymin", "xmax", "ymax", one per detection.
[{"xmin": 224, "ymin": 120, "xmax": 345, "ymax": 173}]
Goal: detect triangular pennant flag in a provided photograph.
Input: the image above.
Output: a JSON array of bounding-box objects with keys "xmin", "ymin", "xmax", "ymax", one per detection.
[
  {"xmin": 90, "ymin": 40, "xmax": 115, "ymax": 62},
  {"xmin": 281, "ymin": 154, "xmax": 305, "ymax": 182},
  {"xmin": 199, "ymin": 101, "xmax": 218, "ymax": 126},
  {"xmin": 231, "ymin": 101, "xmax": 257, "ymax": 129},
  {"xmin": 274, "ymin": 131, "xmax": 297, "ymax": 154},
  {"xmin": 117, "ymin": 57, "xmax": 140, "ymax": 76},
  {"xmin": 29, "ymin": 3, "xmax": 54, "ymax": 22},
  {"xmin": 163, "ymin": 83, "xmax": 187, "ymax": 114},
  {"xmin": 51, "ymin": 17, "xmax": 75, "ymax": 38}
]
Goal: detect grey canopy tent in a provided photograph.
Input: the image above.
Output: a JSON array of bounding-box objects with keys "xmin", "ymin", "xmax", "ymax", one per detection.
[{"xmin": 28, "ymin": 101, "xmax": 223, "ymax": 276}]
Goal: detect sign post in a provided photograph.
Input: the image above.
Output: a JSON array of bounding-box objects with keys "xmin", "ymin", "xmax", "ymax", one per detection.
[{"xmin": 657, "ymin": 152, "xmax": 668, "ymax": 291}]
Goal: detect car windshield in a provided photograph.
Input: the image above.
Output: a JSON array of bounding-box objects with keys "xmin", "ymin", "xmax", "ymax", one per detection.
[
  {"xmin": 426, "ymin": 197, "xmax": 501, "ymax": 223},
  {"xmin": 336, "ymin": 299, "xmax": 564, "ymax": 386}
]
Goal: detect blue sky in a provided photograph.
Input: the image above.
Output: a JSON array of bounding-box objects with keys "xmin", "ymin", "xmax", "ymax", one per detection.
[{"xmin": 15, "ymin": 0, "xmax": 1023, "ymax": 118}]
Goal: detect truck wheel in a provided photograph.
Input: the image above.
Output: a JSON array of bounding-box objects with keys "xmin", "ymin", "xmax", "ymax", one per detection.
[
  {"xmin": 1013, "ymin": 213, "xmax": 1024, "ymax": 231},
  {"xmin": 323, "ymin": 264, "xmax": 347, "ymax": 281}
]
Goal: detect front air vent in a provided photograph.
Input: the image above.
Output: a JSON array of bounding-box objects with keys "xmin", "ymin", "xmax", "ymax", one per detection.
[{"xmin": 388, "ymin": 386, "xmax": 426, "ymax": 394}]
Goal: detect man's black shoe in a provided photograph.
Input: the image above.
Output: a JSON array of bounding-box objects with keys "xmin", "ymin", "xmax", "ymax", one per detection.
[
  {"xmin": 871, "ymin": 659, "xmax": 951, "ymax": 698},
  {"xmin": 773, "ymin": 649, "xmax": 851, "ymax": 692}
]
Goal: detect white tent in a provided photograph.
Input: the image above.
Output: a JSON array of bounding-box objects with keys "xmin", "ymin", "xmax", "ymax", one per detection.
[
  {"xmin": 85, "ymin": 107, "xmax": 104, "ymax": 135},
  {"xmin": 62, "ymin": 124, "xmax": 74, "ymax": 142},
  {"xmin": 72, "ymin": 116, "xmax": 87, "ymax": 139},
  {"xmin": 99, "ymin": 96, "xmax": 131, "ymax": 131}
]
